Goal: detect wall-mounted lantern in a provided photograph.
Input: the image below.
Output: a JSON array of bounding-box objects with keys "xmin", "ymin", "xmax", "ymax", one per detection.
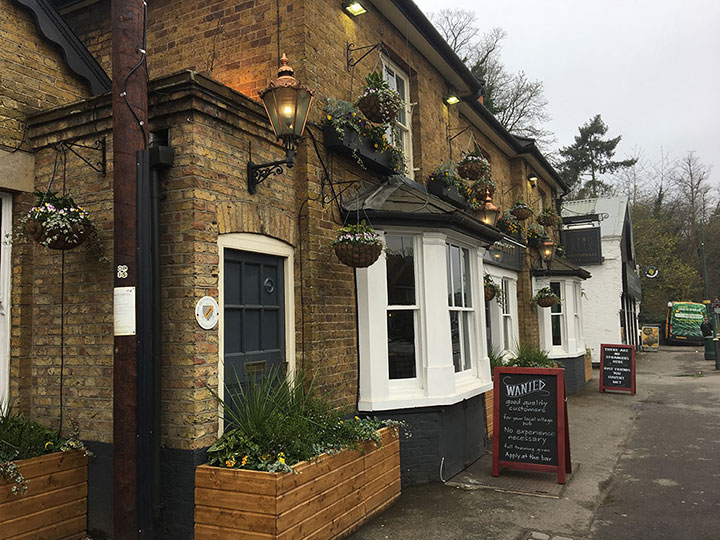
[
  {"xmin": 527, "ymin": 173, "xmax": 538, "ymax": 188},
  {"xmin": 248, "ymin": 54, "xmax": 314, "ymax": 194},
  {"xmin": 477, "ymin": 191, "xmax": 500, "ymax": 228},
  {"xmin": 445, "ymin": 94, "xmax": 460, "ymax": 105},
  {"xmin": 540, "ymin": 235, "xmax": 556, "ymax": 265},
  {"xmin": 342, "ymin": 1, "xmax": 367, "ymax": 16}
]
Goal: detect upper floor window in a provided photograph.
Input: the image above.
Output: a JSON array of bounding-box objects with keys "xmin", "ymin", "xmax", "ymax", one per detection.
[{"xmin": 382, "ymin": 58, "xmax": 413, "ymax": 178}]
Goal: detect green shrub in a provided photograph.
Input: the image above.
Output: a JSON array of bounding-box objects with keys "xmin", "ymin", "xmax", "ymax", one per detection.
[
  {"xmin": 487, "ymin": 344, "xmax": 505, "ymax": 370},
  {"xmin": 507, "ymin": 342, "xmax": 555, "ymax": 368},
  {"xmin": 0, "ymin": 406, "xmax": 90, "ymax": 495},
  {"xmin": 207, "ymin": 367, "xmax": 404, "ymax": 473}
]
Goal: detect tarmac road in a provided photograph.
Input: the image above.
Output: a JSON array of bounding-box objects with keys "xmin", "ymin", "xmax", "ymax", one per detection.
[{"xmin": 348, "ymin": 345, "xmax": 720, "ymax": 540}]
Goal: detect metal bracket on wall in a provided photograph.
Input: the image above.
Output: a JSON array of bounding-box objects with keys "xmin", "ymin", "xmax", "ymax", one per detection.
[
  {"xmin": 57, "ymin": 137, "xmax": 107, "ymax": 177},
  {"xmin": 346, "ymin": 41, "xmax": 384, "ymax": 72},
  {"xmin": 321, "ymin": 174, "xmax": 360, "ymax": 208}
]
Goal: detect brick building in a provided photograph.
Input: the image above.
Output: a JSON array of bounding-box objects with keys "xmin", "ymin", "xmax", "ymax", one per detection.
[{"xmin": 1, "ymin": 0, "xmax": 589, "ymax": 537}]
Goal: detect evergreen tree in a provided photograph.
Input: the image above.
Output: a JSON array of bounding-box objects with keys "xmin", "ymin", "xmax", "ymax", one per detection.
[{"xmin": 558, "ymin": 115, "xmax": 637, "ymax": 198}]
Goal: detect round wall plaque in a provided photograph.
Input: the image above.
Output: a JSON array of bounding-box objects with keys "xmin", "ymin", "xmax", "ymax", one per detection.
[{"xmin": 195, "ymin": 296, "xmax": 219, "ymax": 330}]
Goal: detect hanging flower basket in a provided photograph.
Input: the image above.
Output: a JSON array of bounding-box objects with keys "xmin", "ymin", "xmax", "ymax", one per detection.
[
  {"xmin": 534, "ymin": 287, "xmax": 560, "ymax": 308},
  {"xmin": 484, "ymin": 285, "xmax": 497, "ymax": 302},
  {"xmin": 537, "ymin": 296, "xmax": 559, "ymax": 308},
  {"xmin": 21, "ymin": 191, "xmax": 91, "ymax": 250},
  {"xmin": 355, "ymin": 71, "xmax": 403, "ymax": 124},
  {"xmin": 334, "ymin": 242, "xmax": 383, "ymax": 268},
  {"xmin": 510, "ymin": 200, "xmax": 533, "ymax": 221},
  {"xmin": 457, "ymin": 151, "xmax": 491, "ymax": 181},
  {"xmin": 537, "ymin": 214, "xmax": 559, "ymax": 227},
  {"xmin": 332, "ymin": 221, "xmax": 384, "ymax": 268},
  {"xmin": 24, "ymin": 218, "xmax": 88, "ymax": 250}
]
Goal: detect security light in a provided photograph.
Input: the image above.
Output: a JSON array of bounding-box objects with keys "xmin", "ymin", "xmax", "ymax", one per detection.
[{"xmin": 343, "ymin": 1, "xmax": 367, "ymax": 16}]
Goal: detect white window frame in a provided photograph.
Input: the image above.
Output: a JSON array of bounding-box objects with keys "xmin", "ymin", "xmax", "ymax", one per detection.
[
  {"xmin": 549, "ymin": 281, "xmax": 566, "ymax": 351},
  {"xmin": 381, "ymin": 56, "xmax": 414, "ymax": 178},
  {"xmin": 446, "ymin": 242, "xmax": 475, "ymax": 375},
  {"xmin": 357, "ymin": 230, "xmax": 491, "ymax": 411},
  {"xmin": 484, "ymin": 265, "xmax": 519, "ymax": 359},
  {"xmin": 0, "ymin": 193, "xmax": 11, "ymax": 411},
  {"xmin": 385, "ymin": 233, "xmax": 421, "ymax": 391},
  {"xmin": 216, "ymin": 233, "xmax": 295, "ymax": 435},
  {"xmin": 536, "ymin": 277, "xmax": 585, "ymax": 358}
]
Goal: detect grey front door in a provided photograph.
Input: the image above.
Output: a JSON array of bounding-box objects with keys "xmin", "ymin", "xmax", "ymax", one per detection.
[{"xmin": 223, "ymin": 249, "xmax": 285, "ymax": 396}]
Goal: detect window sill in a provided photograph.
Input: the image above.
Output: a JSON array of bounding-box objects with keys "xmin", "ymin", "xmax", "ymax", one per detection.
[{"xmin": 358, "ymin": 379, "xmax": 492, "ymax": 412}]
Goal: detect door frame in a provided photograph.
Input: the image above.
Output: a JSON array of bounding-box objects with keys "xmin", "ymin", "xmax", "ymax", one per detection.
[
  {"xmin": 0, "ymin": 192, "xmax": 11, "ymax": 411},
  {"xmin": 217, "ymin": 233, "xmax": 295, "ymax": 434}
]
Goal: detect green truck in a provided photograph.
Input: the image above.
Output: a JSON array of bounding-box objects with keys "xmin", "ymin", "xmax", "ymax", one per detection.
[{"xmin": 665, "ymin": 301, "xmax": 708, "ymax": 344}]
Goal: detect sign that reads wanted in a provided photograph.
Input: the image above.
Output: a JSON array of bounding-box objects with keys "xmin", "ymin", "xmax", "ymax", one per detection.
[{"xmin": 492, "ymin": 367, "xmax": 572, "ymax": 484}]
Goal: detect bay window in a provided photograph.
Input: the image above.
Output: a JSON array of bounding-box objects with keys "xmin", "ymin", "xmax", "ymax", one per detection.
[{"xmin": 357, "ymin": 231, "xmax": 492, "ymax": 411}]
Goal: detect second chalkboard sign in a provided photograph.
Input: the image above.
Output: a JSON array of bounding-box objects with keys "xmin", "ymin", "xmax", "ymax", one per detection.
[
  {"xmin": 492, "ymin": 367, "xmax": 571, "ymax": 484},
  {"xmin": 599, "ymin": 344, "xmax": 635, "ymax": 395}
]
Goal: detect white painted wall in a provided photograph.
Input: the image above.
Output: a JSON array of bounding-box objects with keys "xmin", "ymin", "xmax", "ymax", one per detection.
[{"xmin": 581, "ymin": 237, "xmax": 624, "ymax": 362}]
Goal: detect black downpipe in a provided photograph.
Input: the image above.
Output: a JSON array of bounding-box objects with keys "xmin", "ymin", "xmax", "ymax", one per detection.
[
  {"xmin": 148, "ymin": 143, "xmax": 173, "ymax": 534},
  {"xmin": 136, "ymin": 150, "xmax": 153, "ymax": 538}
]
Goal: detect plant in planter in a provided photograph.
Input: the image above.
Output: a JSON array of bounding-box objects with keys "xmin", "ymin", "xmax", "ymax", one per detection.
[
  {"xmin": 198, "ymin": 368, "xmax": 404, "ymax": 538},
  {"xmin": 507, "ymin": 342, "xmax": 555, "ymax": 368},
  {"xmin": 331, "ymin": 221, "xmax": 384, "ymax": 268},
  {"xmin": 537, "ymin": 206, "xmax": 560, "ymax": 227},
  {"xmin": 457, "ymin": 150, "xmax": 491, "ymax": 182},
  {"xmin": 510, "ymin": 199, "xmax": 533, "ymax": 221},
  {"xmin": 483, "ymin": 273, "xmax": 505, "ymax": 304},
  {"xmin": 497, "ymin": 211, "xmax": 523, "ymax": 240},
  {"xmin": 533, "ymin": 286, "xmax": 561, "ymax": 308},
  {"xmin": 526, "ymin": 223, "xmax": 546, "ymax": 247},
  {"xmin": 355, "ymin": 71, "xmax": 404, "ymax": 124},
  {"xmin": 0, "ymin": 409, "xmax": 91, "ymax": 495},
  {"xmin": 21, "ymin": 191, "xmax": 90, "ymax": 250},
  {"xmin": 323, "ymin": 98, "xmax": 406, "ymax": 174}
]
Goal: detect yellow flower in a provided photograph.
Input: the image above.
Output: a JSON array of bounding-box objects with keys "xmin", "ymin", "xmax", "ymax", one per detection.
[
  {"xmin": 225, "ymin": 456, "xmax": 236, "ymax": 468},
  {"xmin": 374, "ymin": 143, "xmax": 378, "ymax": 148},
  {"xmin": 241, "ymin": 455, "xmax": 248, "ymax": 467},
  {"xmin": 44, "ymin": 441, "xmax": 54, "ymax": 451},
  {"xmin": 278, "ymin": 452, "xmax": 286, "ymax": 464},
  {"xmin": 327, "ymin": 114, "xmax": 332, "ymax": 120},
  {"xmin": 354, "ymin": 416, "xmax": 360, "ymax": 420},
  {"xmin": 352, "ymin": 112, "xmax": 357, "ymax": 117}
]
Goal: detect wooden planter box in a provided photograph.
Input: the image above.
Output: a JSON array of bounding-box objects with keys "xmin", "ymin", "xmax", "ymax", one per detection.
[
  {"xmin": 195, "ymin": 427, "xmax": 401, "ymax": 540},
  {"xmin": 323, "ymin": 124, "xmax": 396, "ymax": 175},
  {"xmin": 0, "ymin": 451, "xmax": 88, "ymax": 540}
]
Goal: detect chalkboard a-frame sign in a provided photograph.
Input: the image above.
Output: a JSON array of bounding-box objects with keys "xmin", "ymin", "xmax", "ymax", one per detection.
[
  {"xmin": 599, "ymin": 344, "xmax": 636, "ymax": 395},
  {"xmin": 492, "ymin": 367, "xmax": 572, "ymax": 484}
]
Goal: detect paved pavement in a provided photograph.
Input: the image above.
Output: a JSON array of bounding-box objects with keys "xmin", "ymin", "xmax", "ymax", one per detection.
[{"xmin": 349, "ymin": 345, "xmax": 720, "ymax": 540}]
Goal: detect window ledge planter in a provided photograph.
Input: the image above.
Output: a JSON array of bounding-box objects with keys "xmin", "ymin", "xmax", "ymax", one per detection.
[
  {"xmin": 426, "ymin": 178, "xmax": 471, "ymax": 211},
  {"xmin": 0, "ymin": 451, "xmax": 88, "ymax": 539},
  {"xmin": 323, "ymin": 124, "xmax": 395, "ymax": 175},
  {"xmin": 194, "ymin": 426, "xmax": 400, "ymax": 540}
]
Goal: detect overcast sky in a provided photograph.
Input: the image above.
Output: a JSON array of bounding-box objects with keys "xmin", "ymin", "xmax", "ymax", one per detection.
[{"xmin": 415, "ymin": 0, "xmax": 719, "ymax": 184}]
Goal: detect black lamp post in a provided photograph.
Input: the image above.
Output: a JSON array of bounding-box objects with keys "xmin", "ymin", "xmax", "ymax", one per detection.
[{"xmin": 248, "ymin": 54, "xmax": 314, "ymax": 194}]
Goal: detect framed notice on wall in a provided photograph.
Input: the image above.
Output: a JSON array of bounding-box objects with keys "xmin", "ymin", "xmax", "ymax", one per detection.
[
  {"xmin": 599, "ymin": 344, "xmax": 636, "ymax": 395},
  {"xmin": 492, "ymin": 367, "xmax": 572, "ymax": 484}
]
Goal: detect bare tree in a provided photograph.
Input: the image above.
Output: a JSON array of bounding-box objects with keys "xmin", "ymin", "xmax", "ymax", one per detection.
[
  {"xmin": 429, "ymin": 10, "xmax": 554, "ymax": 148},
  {"xmin": 429, "ymin": 9, "xmax": 481, "ymax": 63},
  {"xmin": 673, "ymin": 151, "xmax": 713, "ymax": 228},
  {"xmin": 613, "ymin": 147, "xmax": 648, "ymax": 206}
]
